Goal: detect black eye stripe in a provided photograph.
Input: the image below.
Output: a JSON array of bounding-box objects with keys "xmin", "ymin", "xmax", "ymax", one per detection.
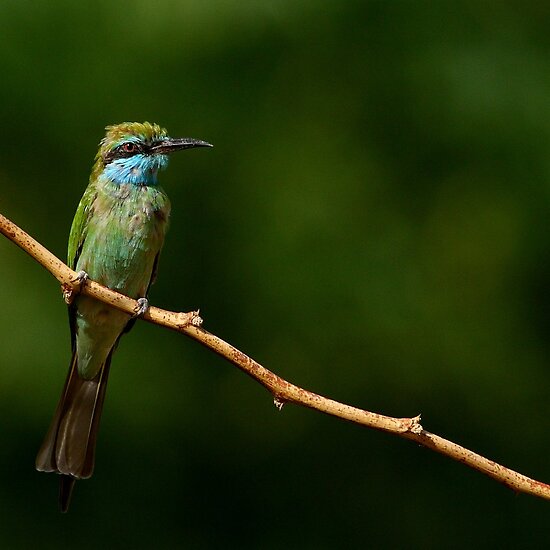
[{"xmin": 104, "ymin": 142, "xmax": 149, "ymax": 164}]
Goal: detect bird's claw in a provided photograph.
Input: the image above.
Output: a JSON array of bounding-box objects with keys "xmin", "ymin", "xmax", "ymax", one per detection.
[
  {"xmin": 62, "ymin": 271, "xmax": 89, "ymax": 305},
  {"xmin": 73, "ymin": 271, "xmax": 89, "ymax": 285},
  {"xmin": 133, "ymin": 297, "xmax": 150, "ymax": 318}
]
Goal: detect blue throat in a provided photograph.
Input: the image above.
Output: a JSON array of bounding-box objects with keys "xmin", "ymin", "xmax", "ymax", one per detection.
[{"xmin": 102, "ymin": 153, "xmax": 169, "ymax": 186}]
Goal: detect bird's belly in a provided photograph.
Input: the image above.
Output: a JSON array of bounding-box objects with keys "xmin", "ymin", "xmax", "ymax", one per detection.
[{"xmin": 74, "ymin": 297, "xmax": 130, "ymax": 379}]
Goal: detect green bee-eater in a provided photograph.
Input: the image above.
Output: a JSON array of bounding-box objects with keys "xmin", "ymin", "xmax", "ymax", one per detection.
[{"xmin": 35, "ymin": 122, "xmax": 212, "ymax": 511}]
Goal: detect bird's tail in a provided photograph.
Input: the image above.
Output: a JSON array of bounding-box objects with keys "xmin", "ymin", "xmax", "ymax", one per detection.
[{"xmin": 36, "ymin": 349, "xmax": 113, "ymax": 512}]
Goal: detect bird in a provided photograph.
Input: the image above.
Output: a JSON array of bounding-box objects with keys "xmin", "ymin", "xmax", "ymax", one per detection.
[{"xmin": 35, "ymin": 121, "xmax": 212, "ymax": 512}]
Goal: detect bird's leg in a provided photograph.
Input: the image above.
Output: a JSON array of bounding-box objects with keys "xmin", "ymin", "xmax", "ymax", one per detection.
[
  {"xmin": 133, "ymin": 297, "xmax": 150, "ymax": 318},
  {"xmin": 62, "ymin": 270, "xmax": 89, "ymax": 305}
]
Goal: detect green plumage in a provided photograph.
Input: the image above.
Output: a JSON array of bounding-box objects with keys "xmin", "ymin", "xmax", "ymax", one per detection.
[
  {"xmin": 70, "ymin": 179, "xmax": 170, "ymax": 378},
  {"xmin": 36, "ymin": 122, "xmax": 211, "ymax": 511}
]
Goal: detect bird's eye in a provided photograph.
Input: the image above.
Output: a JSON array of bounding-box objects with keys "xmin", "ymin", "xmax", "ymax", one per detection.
[{"xmin": 122, "ymin": 142, "xmax": 136, "ymax": 153}]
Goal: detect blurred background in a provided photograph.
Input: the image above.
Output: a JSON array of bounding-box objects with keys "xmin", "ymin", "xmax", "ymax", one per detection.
[{"xmin": 1, "ymin": 1, "xmax": 549, "ymax": 547}]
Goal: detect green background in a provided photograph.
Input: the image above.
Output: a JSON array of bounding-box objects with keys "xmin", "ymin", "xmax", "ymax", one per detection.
[{"xmin": 1, "ymin": 1, "xmax": 549, "ymax": 547}]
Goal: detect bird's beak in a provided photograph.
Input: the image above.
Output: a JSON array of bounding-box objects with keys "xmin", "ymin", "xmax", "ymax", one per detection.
[{"xmin": 151, "ymin": 138, "xmax": 213, "ymax": 154}]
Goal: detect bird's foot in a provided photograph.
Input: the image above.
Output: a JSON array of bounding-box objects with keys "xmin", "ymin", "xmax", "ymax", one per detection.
[
  {"xmin": 74, "ymin": 270, "xmax": 89, "ymax": 285},
  {"xmin": 133, "ymin": 297, "xmax": 150, "ymax": 318},
  {"xmin": 62, "ymin": 270, "xmax": 89, "ymax": 305}
]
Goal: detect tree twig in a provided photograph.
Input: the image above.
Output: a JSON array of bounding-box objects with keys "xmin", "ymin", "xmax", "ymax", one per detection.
[{"xmin": 1, "ymin": 210, "xmax": 549, "ymax": 500}]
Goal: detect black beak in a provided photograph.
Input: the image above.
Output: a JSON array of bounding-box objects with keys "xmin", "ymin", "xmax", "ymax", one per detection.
[{"xmin": 151, "ymin": 137, "xmax": 213, "ymax": 154}]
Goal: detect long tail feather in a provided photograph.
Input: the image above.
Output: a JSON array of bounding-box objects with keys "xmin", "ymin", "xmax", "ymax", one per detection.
[
  {"xmin": 59, "ymin": 475, "xmax": 76, "ymax": 513},
  {"xmin": 36, "ymin": 349, "xmax": 113, "ymax": 511}
]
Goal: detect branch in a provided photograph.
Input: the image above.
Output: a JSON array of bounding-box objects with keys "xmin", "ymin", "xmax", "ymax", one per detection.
[{"xmin": 1, "ymin": 211, "xmax": 549, "ymax": 501}]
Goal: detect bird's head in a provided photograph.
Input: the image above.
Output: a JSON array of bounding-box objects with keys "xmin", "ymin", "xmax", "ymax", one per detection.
[{"xmin": 93, "ymin": 121, "xmax": 212, "ymax": 186}]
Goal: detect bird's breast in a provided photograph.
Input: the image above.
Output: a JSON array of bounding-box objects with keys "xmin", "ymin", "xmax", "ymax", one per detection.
[{"xmin": 77, "ymin": 182, "xmax": 170, "ymax": 297}]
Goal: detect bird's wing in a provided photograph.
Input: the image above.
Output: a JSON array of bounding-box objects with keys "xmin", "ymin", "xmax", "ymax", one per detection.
[
  {"xmin": 67, "ymin": 184, "xmax": 97, "ymax": 351},
  {"xmin": 148, "ymin": 251, "xmax": 161, "ymax": 291},
  {"xmin": 67, "ymin": 184, "xmax": 97, "ymax": 269}
]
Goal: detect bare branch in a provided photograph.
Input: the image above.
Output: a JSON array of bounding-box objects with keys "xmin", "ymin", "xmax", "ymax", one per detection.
[{"xmin": 1, "ymin": 211, "xmax": 549, "ymax": 500}]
